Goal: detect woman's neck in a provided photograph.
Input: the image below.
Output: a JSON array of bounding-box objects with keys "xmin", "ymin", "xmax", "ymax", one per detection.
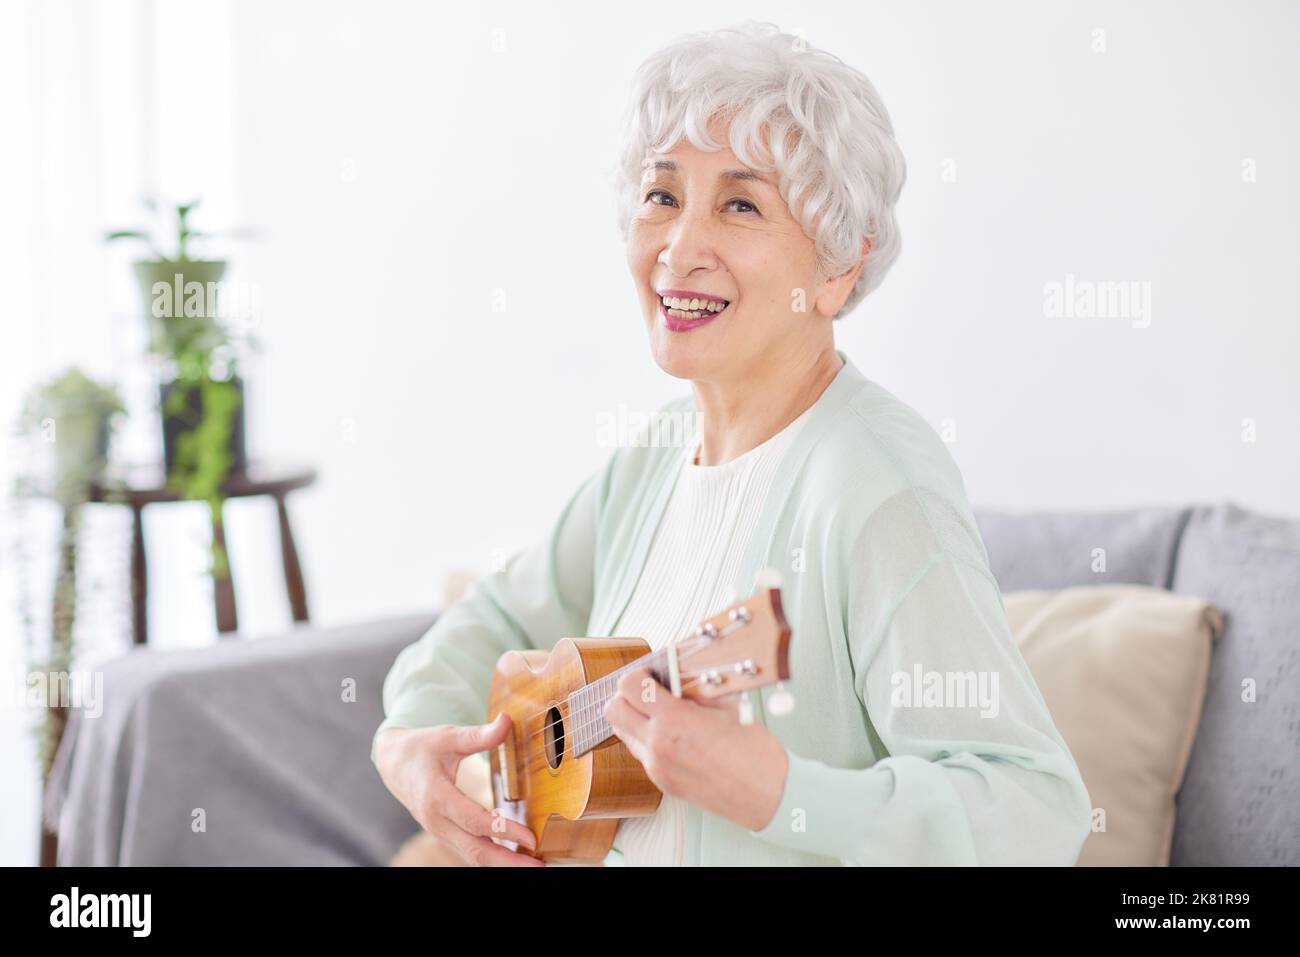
[{"xmin": 690, "ymin": 346, "xmax": 844, "ymax": 467}]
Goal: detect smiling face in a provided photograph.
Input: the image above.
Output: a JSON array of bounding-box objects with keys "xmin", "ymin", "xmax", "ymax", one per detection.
[{"xmin": 626, "ymin": 118, "xmax": 864, "ymax": 387}]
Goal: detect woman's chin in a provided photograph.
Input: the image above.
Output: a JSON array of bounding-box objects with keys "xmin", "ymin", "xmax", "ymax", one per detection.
[
  {"xmin": 649, "ymin": 335, "xmax": 722, "ymax": 382},
  {"xmin": 645, "ymin": 302, "xmax": 743, "ymax": 381}
]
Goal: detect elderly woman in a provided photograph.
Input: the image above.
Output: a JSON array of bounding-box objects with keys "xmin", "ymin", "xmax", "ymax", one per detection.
[{"xmin": 372, "ymin": 21, "xmax": 1091, "ymax": 867}]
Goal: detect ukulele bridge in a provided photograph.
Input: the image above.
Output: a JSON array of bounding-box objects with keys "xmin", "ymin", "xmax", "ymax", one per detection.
[{"xmin": 495, "ymin": 718, "xmax": 522, "ymax": 802}]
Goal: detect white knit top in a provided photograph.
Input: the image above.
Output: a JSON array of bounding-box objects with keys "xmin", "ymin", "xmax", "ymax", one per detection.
[{"xmin": 608, "ymin": 405, "xmax": 813, "ymax": 866}]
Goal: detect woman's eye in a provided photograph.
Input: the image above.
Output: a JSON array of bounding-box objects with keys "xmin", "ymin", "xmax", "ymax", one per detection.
[{"xmin": 642, "ymin": 191, "xmax": 757, "ymax": 214}]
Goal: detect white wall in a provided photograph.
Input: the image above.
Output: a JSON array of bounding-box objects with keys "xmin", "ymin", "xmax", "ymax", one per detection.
[
  {"xmin": 228, "ymin": 0, "xmax": 1299, "ymax": 637},
  {"xmin": 2, "ymin": 0, "xmax": 1297, "ymax": 863}
]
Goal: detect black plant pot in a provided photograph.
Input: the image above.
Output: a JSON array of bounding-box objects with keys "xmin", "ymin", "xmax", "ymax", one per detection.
[{"xmin": 160, "ymin": 376, "xmax": 248, "ymax": 479}]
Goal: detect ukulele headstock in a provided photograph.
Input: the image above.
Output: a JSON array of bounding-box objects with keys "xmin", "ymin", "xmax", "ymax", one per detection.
[{"xmin": 675, "ymin": 583, "xmax": 791, "ymax": 702}]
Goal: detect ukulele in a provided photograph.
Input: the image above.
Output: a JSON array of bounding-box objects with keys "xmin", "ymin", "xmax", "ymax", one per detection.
[{"xmin": 486, "ymin": 582, "xmax": 794, "ymax": 863}]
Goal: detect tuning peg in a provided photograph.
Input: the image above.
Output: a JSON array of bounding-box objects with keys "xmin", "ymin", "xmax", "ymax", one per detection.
[
  {"xmin": 755, "ymin": 567, "xmax": 783, "ymax": 589},
  {"xmin": 767, "ymin": 682, "xmax": 795, "ymax": 716},
  {"xmin": 737, "ymin": 690, "xmax": 754, "ymax": 726}
]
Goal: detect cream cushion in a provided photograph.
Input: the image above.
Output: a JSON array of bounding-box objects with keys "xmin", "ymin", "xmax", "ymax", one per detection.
[{"xmin": 1005, "ymin": 584, "xmax": 1223, "ymax": 866}]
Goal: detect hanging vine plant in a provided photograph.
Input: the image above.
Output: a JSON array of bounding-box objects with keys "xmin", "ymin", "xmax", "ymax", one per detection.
[
  {"xmin": 162, "ymin": 350, "xmax": 243, "ymax": 577},
  {"xmin": 15, "ymin": 368, "xmax": 125, "ymax": 777}
]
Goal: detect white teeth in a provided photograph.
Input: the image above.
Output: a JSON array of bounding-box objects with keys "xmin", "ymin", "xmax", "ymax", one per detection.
[{"xmin": 661, "ymin": 295, "xmax": 728, "ymax": 312}]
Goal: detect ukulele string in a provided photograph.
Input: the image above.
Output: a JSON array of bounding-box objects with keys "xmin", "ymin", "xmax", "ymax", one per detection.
[
  {"xmin": 523, "ymin": 660, "xmax": 755, "ymax": 744},
  {"xmin": 518, "ymin": 656, "xmax": 759, "ymax": 760},
  {"xmin": 492, "ymin": 611, "xmax": 767, "ymax": 777},
  {"xmin": 516, "ymin": 634, "xmax": 722, "ymax": 740},
  {"xmin": 521, "ymin": 670, "xmax": 714, "ymax": 746},
  {"xmin": 512, "ymin": 671, "xmax": 729, "ymax": 777},
  {"xmin": 512, "ymin": 609, "xmax": 755, "ymax": 727},
  {"xmin": 511, "ymin": 633, "xmax": 712, "ymax": 727}
]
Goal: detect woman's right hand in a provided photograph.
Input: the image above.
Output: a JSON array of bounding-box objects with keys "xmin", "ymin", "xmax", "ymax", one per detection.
[{"xmin": 375, "ymin": 715, "xmax": 544, "ymax": 866}]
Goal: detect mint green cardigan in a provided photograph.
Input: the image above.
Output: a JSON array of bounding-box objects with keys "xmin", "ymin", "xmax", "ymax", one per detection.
[{"xmin": 374, "ymin": 351, "xmax": 1092, "ymax": 866}]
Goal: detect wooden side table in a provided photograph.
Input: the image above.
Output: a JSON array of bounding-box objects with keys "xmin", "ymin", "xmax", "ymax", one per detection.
[
  {"xmin": 88, "ymin": 462, "xmax": 318, "ymax": 643},
  {"xmin": 38, "ymin": 463, "xmax": 318, "ymax": 866}
]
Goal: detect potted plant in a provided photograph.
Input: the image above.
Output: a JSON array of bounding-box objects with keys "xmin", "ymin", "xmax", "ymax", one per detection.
[
  {"xmin": 106, "ymin": 198, "xmax": 256, "ymax": 576},
  {"xmin": 18, "ymin": 368, "xmax": 124, "ymax": 506},
  {"xmin": 15, "ymin": 368, "xmax": 126, "ymax": 777}
]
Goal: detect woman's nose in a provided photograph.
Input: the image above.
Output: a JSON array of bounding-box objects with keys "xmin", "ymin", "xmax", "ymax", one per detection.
[{"xmin": 660, "ymin": 206, "xmax": 719, "ymax": 274}]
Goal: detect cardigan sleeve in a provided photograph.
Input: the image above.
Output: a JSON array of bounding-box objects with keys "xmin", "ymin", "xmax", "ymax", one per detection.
[
  {"xmin": 749, "ymin": 487, "xmax": 1093, "ymax": 865},
  {"xmin": 370, "ymin": 465, "xmax": 602, "ymax": 763}
]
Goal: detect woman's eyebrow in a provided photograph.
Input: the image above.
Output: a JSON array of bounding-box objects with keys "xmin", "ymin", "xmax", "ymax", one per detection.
[{"xmin": 643, "ymin": 158, "xmax": 773, "ymax": 187}]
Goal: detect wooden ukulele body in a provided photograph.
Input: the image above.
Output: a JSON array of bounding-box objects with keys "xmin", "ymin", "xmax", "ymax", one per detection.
[
  {"xmin": 485, "ymin": 585, "xmax": 791, "ymax": 864},
  {"xmin": 487, "ymin": 637, "xmax": 661, "ymax": 864}
]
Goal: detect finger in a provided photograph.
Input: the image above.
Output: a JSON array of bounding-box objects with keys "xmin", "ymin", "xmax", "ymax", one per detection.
[
  {"xmin": 450, "ymin": 712, "xmax": 511, "ymax": 756},
  {"xmin": 603, "ymin": 695, "xmax": 656, "ymax": 769},
  {"xmin": 616, "ymin": 666, "xmax": 673, "ymax": 717},
  {"xmin": 437, "ymin": 779, "xmax": 538, "ymax": 851},
  {"xmin": 603, "ymin": 693, "xmax": 650, "ymax": 734},
  {"xmin": 698, "ymin": 696, "xmax": 748, "ymax": 727},
  {"xmin": 441, "ymin": 827, "xmax": 546, "ymax": 868},
  {"xmin": 695, "ymin": 692, "xmax": 743, "ymax": 712},
  {"xmin": 484, "ymin": 809, "xmax": 541, "ymax": 853},
  {"xmin": 603, "ymin": 694, "xmax": 650, "ymax": 743}
]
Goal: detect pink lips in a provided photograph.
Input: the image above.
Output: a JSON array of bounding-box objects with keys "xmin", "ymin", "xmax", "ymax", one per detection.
[{"xmin": 658, "ymin": 297, "xmax": 729, "ymax": 332}]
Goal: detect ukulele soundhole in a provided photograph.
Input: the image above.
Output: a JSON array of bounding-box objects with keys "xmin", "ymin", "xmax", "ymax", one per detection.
[{"xmin": 543, "ymin": 705, "xmax": 565, "ymax": 770}]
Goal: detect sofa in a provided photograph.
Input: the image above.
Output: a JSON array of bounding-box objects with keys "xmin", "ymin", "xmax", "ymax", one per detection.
[{"xmin": 45, "ymin": 502, "xmax": 1299, "ymax": 865}]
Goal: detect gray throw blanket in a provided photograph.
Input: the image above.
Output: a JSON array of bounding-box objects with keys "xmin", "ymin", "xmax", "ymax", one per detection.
[{"xmin": 45, "ymin": 614, "xmax": 435, "ymax": 865}]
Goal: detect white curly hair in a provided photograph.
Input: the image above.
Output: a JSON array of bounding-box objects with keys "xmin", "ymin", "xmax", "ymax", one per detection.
[{"xmin": 611, "ymin": 20, "xmax": 907, "ymax": 318}]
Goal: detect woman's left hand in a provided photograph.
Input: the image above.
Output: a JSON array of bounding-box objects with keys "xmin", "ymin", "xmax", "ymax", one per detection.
[{"xmin": 602, "ymin": 666, "xmax": 789, "ymax": 832}]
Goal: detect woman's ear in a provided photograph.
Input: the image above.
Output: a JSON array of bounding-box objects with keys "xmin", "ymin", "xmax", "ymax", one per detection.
[{"xmin": 815, "ymin": 236, "xmax": 873, "ymax": 317}]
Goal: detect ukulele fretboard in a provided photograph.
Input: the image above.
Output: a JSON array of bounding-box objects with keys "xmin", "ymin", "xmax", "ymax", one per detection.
[{"xmin": 568, "ymin": 649, "xmax": 674, "ymax": 758}]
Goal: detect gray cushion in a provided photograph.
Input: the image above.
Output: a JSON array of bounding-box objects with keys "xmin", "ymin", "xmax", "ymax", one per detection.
[
  {"xmin": 974, "ymin": 507, "xmax": 1191, "ymax": 592},
  {"xmin": 1169, "ymin": 504, "xmax": 1300, "ymax": 866}
]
